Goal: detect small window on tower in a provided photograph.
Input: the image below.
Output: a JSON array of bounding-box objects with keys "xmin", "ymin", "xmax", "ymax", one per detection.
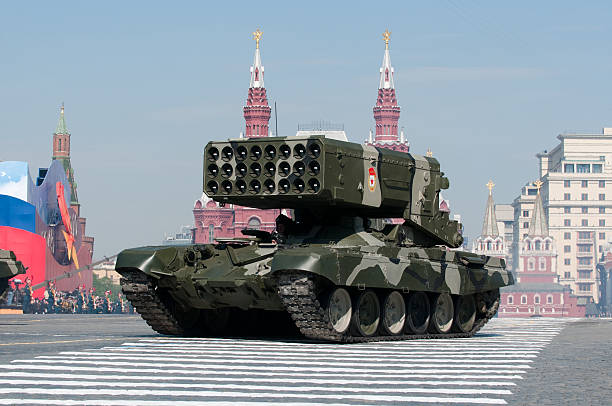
[
  {"xmin": 255, "ymin": 68, "xmax": 259, "ymax": 81},
  {"xmin": 385, "ymin": 68, "xmax": 389, "ymax": 81},
  {"xmin": 58, "ymin": 139, "xmax": 62, "ymax": 151}
]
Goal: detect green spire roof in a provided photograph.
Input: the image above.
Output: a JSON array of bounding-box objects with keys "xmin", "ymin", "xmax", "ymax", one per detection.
[{"xmin": 55, "ymin": 104, "xmax": 70, "ymax": 135}]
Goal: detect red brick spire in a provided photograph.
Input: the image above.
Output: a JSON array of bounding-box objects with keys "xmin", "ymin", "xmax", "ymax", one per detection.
[
  {"xmin": 243, "ymin": 29, "xmax": 271, "ymax": 138},
  {"xmin": 367, "ymin": 30, "xmax": 408, "ymax": 153}
]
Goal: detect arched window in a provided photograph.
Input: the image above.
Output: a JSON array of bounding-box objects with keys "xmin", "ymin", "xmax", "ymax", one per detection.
[
  {"xmin": 526, "ymin": 241, "xmax": 531, "ymax": 250},
  {"xmin": 487, "ymin": 241, "xmax": 492, "ymax": 250},
  {"xmin": 58, "ymin": 139, "xmax": 62, "ymax": 151},
  {"xmin": 507, "ymin": 295, "xmax": 513, "ymax": 304},
  {"xmin": 255, "ymin": 68, "xmax": 259, "ymax": 81},
  {"xmin": 534, "ymin": 295, "xmax": 540, "ymax": 304},
  {"xmin": 528, "ymin": 258, "xmax": 535, "ymax": 270},
  {"xmin": 385, "ymin": 68, "xmax": 389, "ymax": 81},
  {"xmin": 539, "ymin": 257, "xmax": 546, "ymax": 270},
  {"xmin": 545, "ymin": 240, "xmax": 551, "ymax": 250},
  {"xmin": 247, "ymin": 217, "xmax": 261, "ymax": 230},
  {"xmin": 535, "ymin": 240, "xmax": 541, "ymax": 250},
  {"xmin": 208, "ymin": 224, "xmax": 214, "ymax": 243},
  {"xmin": 521, "ymin": 295, "xmax": 527, "ymax": 304},
  {"xmin": 547, "ymin": 295, "xmax": 553, "ymax": 304}
]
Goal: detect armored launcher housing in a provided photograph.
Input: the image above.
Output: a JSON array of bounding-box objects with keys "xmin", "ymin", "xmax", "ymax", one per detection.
[
  {"xmin": 116, "ymin": 135, "xmax": 514, "ymax": 341},
  {"xmin": 0, "ymin": 249, "xmax": 26, "ymax": 298}
]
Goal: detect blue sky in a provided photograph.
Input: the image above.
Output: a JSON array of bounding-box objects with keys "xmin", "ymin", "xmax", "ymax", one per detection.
[{"xmin": 1, "ymin": 1, "xmax": 611, "ymax": 257}]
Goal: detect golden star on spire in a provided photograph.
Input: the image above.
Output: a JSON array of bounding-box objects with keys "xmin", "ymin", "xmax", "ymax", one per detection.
[
  {"xmin": 533, "ymin": 179, "xmax": 544, "ymax": 192},
  {"xmin": 486, "ymin": 180, "xmax": 495, "ymax": 195},
  {"xmin": 426, "ymin": 148, "xmax": 433, "ymax": 157},
  {"xmin": 382, "ymin": 29, "xmax": 391, "ymax": 49},
  {"xmin": 252, "ymin": 29, "xmax": 263, "ymax": 49}
]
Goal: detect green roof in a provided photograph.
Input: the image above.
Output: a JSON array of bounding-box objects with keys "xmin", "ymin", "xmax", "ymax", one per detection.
[{"xmin": 55, "ymin": 105, "xmax": 70, "ymax": 135}]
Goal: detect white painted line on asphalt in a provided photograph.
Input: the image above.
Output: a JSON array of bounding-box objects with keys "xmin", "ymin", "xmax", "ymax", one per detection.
[
  {"xmin": 69, "ymin": 348, "xmax": 541, "ymax": 358},
  {"xmin": 0, "ymin": 364, "xmax": 527, "ymax": 379},
  {"xmin": 34, "ymin": 354, "xmax": 534, "ymax": 365},
  {"xmin": 1, "ymin": 372, "xmax": 518, "ymax": 386},
  {"xmin": 0, "ymin": 379, "xmax": 513, "ymax": 396},
  {"xmin": 0, "ymin": 388, "xmax": 509, "ymax": 404},
  {"xmin": 0, "ymin": 398, "xmax": 501, "ymax": 406},
  {"xmin": 104, "ymin": 345, "xmax": 543, "ymax": 354},
  {"xmin": 132, "ymin": 338, "xmax": 553, "ymax": 346},
  {"xmin": 14, "ymin": 358, "xmax": 532, "ymax": 370}
]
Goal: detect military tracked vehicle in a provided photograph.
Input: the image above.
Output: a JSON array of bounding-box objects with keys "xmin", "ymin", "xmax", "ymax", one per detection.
[
  {"xmin": 0, "ymin": 249, "xmax": 26, "ymax": 298},
  {"xmin": 117, "ymin": 135, "xmax": 514, "ymax": 342}
]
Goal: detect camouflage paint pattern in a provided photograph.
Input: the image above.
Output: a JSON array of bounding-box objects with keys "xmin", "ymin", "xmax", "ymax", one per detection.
[
  {"xmin": 203, "ymin": 136, "xmax": 462, "ymax": 247},
  {"xmin": 0, "ymin": 249, "xmax": 26, "ymax": 297},
  {"xmin": 116, "ymin": 136, "xmax": 514, "ymax": 316}
]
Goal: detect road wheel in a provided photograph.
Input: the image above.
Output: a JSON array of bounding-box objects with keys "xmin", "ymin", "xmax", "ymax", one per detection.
[
  {"xmin": 429, "ymin": 293, "xmax": 454, "ymax": 334},
  {"xmin": 382, "ymin": 291, "xmax": 406, "ymax": 335},
  {"xmin": 326, "ymin": 287, "xmax": 352, "ymax": 334},
  {"xmin": 351, "ymin": 290, "xmax": 380, "ymax": 337},
  {"xmin": 406, "ymin": 291, "xmax": 430, "ymax": 334},
  {"xmin": 453, "ymin": 295, "xmax": 476, "ymax": 333}
]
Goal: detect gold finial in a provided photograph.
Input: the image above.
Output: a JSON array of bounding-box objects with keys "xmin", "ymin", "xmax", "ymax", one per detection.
[
  {"xmin": 533, "ymin": 179, "xmax": 544, "ymax": 192},
  {"xmin": 486, "ymin": 180, "xmax": 495, "ymax": 195},
  {"xmin": 252, "ymin": 29, "xmax": 263, "ymax": 49},
  {"xmin": 426, "ymin": 148, "xmax": 433, "ymax": 157},
  {"xmin": 382, "ymin": 29, "xmax": 391, "ymax": 49}
]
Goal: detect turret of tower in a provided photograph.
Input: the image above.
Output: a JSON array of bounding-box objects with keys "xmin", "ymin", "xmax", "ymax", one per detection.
[
  {"xmin": 366, "ymin": 30, "xmax": 408, "ymax": 153},
  {"xmin": 53, "ymin": 104, "xmax": 71, "ymax": 159},
  {"xmin": 51, "ymin": 104, "xmax": 79, "ymax": 207},
  {"xmin": 243, "ymin": 29, "xmax": 272, "ymax": 139}
]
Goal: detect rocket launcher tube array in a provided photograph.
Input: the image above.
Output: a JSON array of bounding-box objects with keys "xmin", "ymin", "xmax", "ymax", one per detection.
[{"xmin": 203, "ymin": 136, "xmax": 463, "ymax": 247}]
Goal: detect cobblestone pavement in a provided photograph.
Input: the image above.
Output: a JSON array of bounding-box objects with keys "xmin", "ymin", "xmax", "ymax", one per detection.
[{"xmin": 0, "ymin": 315, "xmax": 609, "ymax": 405}]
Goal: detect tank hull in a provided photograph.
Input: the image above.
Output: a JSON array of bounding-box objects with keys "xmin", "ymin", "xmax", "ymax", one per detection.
[{"xmin": 116, "ymin": 224, "xmax": 513, "ymax": 341}]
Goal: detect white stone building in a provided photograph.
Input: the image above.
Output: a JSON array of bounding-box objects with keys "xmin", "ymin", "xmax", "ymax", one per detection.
[{"xmin": 535, "ymin": 128, "xmax": 612, "ymax": 302}]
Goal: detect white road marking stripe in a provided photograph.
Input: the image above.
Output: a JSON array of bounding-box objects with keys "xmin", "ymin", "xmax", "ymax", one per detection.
[
  {"xmin": 0, "ymin": 364, "xmax": 526, "ymax": 379},
  {"xmin": 1, "ymin": 372, "xmax": 517, "ymax": 386},
  {"xmin": 1, "ymin": 318, "xmax": 573, "ymax": 405},
  {"xmin": 14, "ymin": 358, "xmax": 531, "ymax": 371},
  {"xmin": 0, "ymin": 388, "xmax": 508, "ymax": 404},
  {"xmin": 131, "ymin": 338, "xmax": 553, "ymax": 346},
  {"xmin": 34, "ymin": 354, "xmax": 534, "ymax": 365},
  {"xmin": 0, "ymin": 398, "xmax": 501, "ymax": 406},
  {"xmin": 0, "ymin": 379, "xmax": 513, "ymax": 395},
  {"xmin": 105, "ymin": 346, "xmax": 542, "ymax": 354},
  {"xmin": 66, "ymin": 349, "xmax": 540, "ymax": 359}
]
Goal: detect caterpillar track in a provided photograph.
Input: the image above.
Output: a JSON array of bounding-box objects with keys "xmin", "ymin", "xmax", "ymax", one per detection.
[
  {"xmin": 277, "ymin": 271, "xmax": 500, "ymax": 343},
  {"xmin": 121, "ymin": 269, "xmax": 499, "ymax": 342},
  {"xmin": 120, "ymin": 270, "xmax": 186, "ymax": 336}
]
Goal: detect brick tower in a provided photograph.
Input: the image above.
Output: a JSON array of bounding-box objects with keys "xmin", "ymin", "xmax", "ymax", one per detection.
[
  {"xmin": 52, "ymin": 104, "xmax": 80, "ymax": 214},
  {"xmin": 243, "ymin": 29, "xmax": 272, "ymax": 138},
  {"xmin": 193, "ymin": 30, "xmax": 278, "ymax": 244},
  {"xmin": 366, "ymin": 30, "xmax": 408, "ymax": 153}
]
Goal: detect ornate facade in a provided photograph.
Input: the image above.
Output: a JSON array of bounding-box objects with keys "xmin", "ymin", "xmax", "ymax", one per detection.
[
  {"xmin": 499, "ymin": 181, "xmax": 585, "ymax": 317},
  {"xmin": 365, "ymin": 30, "xmax": 409, "ymax": 153},
  {"xmin": 193, "ymin": 30, "xmax": 279, "ymax": 244},
  {"xmin": 472, "ymin": 181, "xmax": 508, "ymax": 260}
]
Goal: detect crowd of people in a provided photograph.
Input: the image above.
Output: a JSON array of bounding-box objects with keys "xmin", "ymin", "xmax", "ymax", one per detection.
[{"xmin": 1, "ymin": 279, "xmax": 133, "ymax": 314}]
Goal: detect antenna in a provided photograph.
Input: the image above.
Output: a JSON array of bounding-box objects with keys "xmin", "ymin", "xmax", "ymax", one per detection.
[{"xmin": 274, "ymin": 101, "xmax": 278, "ymax": 136}]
